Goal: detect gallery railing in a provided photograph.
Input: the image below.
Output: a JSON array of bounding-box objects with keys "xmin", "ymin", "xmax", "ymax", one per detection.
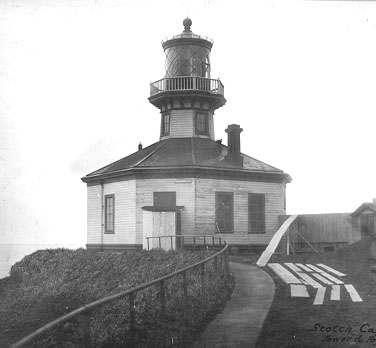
[
  {"xmin": 150, "ymin": 76, "xmax": 224, "ymax": 96},
  {"xmin": 11, "ymin": 235, "xmax": 229, "ymax": 348}
]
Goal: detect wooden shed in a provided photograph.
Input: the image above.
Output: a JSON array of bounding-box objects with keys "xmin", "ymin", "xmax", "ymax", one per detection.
[{"xmin": 351, "ymin": 200, "xmax": 376, "ymax": 239}]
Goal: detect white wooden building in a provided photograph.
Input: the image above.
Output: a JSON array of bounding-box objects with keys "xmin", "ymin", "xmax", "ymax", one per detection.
[{"xmin": 81, "ymin": 18, "xmax": 291, "ymax": 251}]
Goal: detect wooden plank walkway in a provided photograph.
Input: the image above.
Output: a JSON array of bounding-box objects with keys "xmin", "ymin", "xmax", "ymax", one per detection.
[
  {"xmin": 344, "ymin": 284, "xmax": 363, "ymax": 302},
  {"xmin": 306, "ymin": 264, "xmax": 344, "ymax": 284},
  {"xmin": 295, "ymin": 272, "xmax": 323, "ymax": 288},
  {"xmin": 317, "ymin": 263, "xmax": 346, "ymax": 277},
  {"xmin": 295, "ymin": 263, "xmax": 313, "ymax": 272},
  {"xmin": 265, "ymin": 262, "xmax": 363, "ymax": 305},
  {"xmin": 267, "ymin": 263, "xmax": 302, "ymax": 284},
  {"xmin": 290, "ymin": 284, "xmax": 310, "ymax": 298},
  {"xmin": 313, "ymin": 287, "xmax": 326, "ymax": 305},
  {"xmin": 311, "ymin": 273, "xmax": 334, "ymax": 285},
  {"xmin": 256, "ymin": 215, "xmax": 298, "ymax": 267},
  {"xmin": 284, "ymin": 263, "xmax": 302, "ymax": 273},
  {"xmin": 330, "ymin": 285, "xmax": 341, "ymax": 301}
]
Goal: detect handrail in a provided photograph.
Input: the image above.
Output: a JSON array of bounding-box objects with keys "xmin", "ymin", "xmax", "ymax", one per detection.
[
  {"xmin": 11, "ymin": 235, "xmax": 229, "ymax": 347},
  {"xmin": 150, "ymin": 76, "xmax": 224, "ymax": 96}
]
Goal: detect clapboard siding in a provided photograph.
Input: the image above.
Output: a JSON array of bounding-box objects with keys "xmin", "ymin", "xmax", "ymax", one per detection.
[
  {"xmin": 287, "ymin": 213, "xmax": 361, "ymax": 245},
  {"xmin": 135, "ymin": 178, "xmax": 196, "ymax": 244},
  {"xmin": 195, "ymin": 179, "xmax": 285, "ymax": 244},
  {"xmin": 160, "ymin": 109, "xmax": 215, "ymax": 140},
  {"xmin": 86, "ymin": 180, "xmax": 136, "ymax": 245},
  {"xmin": 87, "ymin": 185, "xmax": 102, "ymax": 244}
]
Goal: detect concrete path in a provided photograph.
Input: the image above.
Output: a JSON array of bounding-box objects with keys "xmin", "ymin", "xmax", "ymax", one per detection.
[{"xmin": 193, "ymin": 262, "xmax": 275, "ymax": 348}]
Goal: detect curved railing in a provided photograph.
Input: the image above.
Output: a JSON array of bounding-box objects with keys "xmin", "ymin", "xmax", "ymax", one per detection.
[
  {"xmin": 150, "ymin": 76, "xmax": 224, "ymax": 97},
  {"xmin": 11, "ymin": 235, "xmax": 229, "ymax": 348}
]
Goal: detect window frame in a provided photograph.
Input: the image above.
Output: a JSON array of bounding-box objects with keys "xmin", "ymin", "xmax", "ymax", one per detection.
[
  {"xmin": 215, "ymin": 192, "xmax": 234, "ymax": 233},
  {"xmin": 196, "ymin": 112, "xmax": 208, "ymax": 135},
  {"xmin": 248, "ymin": 193, "xmax": 266, "ymax": 234},
  {"xmin": 161, "ymin": 112, "xmax": 170, "ymax": 136},
  {"xmin": 104, "ymin": 194, "xmax": 115, "ymax": 234}
]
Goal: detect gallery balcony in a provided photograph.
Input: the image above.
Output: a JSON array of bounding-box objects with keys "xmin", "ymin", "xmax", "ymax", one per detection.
[{"xmin": 149, "ymin": 76, "xmax": 226, "ymax": 110}]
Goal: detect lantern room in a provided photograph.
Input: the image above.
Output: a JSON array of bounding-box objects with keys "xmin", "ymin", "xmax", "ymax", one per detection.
[
  {"xmin": 162, "ymin": 18, "xmax": 212, "ymax": 78},
  {"xmin": 148, "ymin": 18, "xmax": 226, "ymax": 140}
]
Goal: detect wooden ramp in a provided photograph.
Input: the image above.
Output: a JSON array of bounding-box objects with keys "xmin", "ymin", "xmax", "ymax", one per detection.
[{"xmin": 256, "ymin": 215, "xmax": 298, "ymax": 267}]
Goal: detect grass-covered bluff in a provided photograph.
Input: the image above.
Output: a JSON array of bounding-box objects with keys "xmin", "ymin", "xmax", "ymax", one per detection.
[{"xmin": 0, "ymin": 248, "xmax": 233, "ymax": 347}]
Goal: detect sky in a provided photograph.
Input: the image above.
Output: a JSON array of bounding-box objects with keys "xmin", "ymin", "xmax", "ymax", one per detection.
[{"xmin": 1, "ymin": 0, "xmax": 376, "ymax": 246}]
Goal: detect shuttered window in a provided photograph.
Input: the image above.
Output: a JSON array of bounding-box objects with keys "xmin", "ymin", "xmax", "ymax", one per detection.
[
  {"xmin": 215, "ymin": 192, "xmax": 234, "ymax": 233},
  {"xmin": 161, "ymin": 113, "xmax": 170, "ymax": 136},
  {"xmin": 196, "ymin": 112, "xmax": 208, "ymax": 135},
  {"xmin": 249, "ymin": 194, "xmax": 265, "ymax": 234},
  {"xmin": 105, "ymin": 194, "xmax": 115, "ymax": 233},
  {"xmin": 154, "ymin": 192, "xmax": 176, "ymax": 209}
]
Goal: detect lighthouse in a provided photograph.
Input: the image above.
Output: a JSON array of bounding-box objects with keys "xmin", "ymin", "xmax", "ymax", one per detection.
[{"xmin": 82, "ymin": 19, "xmax": 291, "ymax": 253}]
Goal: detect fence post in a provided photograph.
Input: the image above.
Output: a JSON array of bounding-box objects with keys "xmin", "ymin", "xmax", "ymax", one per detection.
[
  {"xmin": 147, "ymin": 238, "xmax": 150, "ymax": 251},
  {"xmin": 129, "ymin": 292, "xmax": 135, "ymax": 347},
  {"xmin": 171, "ymin": 236, "xmax": 173, "ymax": 250},
  {"xmin": 182, "ymin": 270, "xmax": 188, "ymax": 324},
  {"xmin": 79, "ymin": 312, "xmax": 91, "ymax": 348},
  {"xmin": 200, "ymin": 263, "xmax": 205, "ymax": 300},
  {"xmin": 214, "ymin": 255, "xmax": 218, "ymax": 273},
  {"xmin": 160, "ymin": 281, "xmax": 166, "ymax": 317},
  {"xmin": 225, "ymin": 249, "xmax": 230, "ymax": 281},
  {"xmin": 159, "ymin": 237, "xmax": 161, "ymax": 250}
]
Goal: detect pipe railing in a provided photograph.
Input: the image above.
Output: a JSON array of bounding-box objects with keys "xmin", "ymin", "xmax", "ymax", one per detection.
[
  {"xmin": 150, "ymin": 76, "xmax": 224, "ymax": 96},
  {"xmin": 11, "ymin": 235, "xmax": 229, "ymax": 348}
]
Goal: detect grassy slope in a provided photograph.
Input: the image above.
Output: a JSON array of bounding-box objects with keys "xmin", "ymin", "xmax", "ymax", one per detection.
[
  {"xmin": 256, "ymin": 236, "xmax": 376, "ymax": 348},
  {"xmin": 0, "ymin": 248, "xmax": 232, "ymax": 347}
]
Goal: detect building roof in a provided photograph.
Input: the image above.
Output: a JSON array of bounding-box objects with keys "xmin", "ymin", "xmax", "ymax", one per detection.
[
  {"xmin": 81, "ymin": 138, "xmax": 291, "ymax": 183},
  {"xmin": 351, "ymin": 202, "xmax": 376, "ymax": 217}
]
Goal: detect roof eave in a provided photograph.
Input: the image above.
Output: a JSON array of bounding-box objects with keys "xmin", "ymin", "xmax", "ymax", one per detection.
[{"xmin": 81, "ymin": 166, "xmax": 291, "ymax": 184}]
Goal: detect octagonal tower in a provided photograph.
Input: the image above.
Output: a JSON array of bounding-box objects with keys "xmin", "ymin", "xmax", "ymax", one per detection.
[{"xmin": 149, "ymin": 18, "xmax": 226, "ymax": 141}]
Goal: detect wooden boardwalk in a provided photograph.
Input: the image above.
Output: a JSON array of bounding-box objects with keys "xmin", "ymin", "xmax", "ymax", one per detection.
[{"xmin": 267, "ymin": 262, "xmax": 362, "ymax": 305}]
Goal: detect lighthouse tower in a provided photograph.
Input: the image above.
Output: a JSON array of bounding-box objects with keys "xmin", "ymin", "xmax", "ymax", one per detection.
[
  {"xmin": 149, "ymin": 18, "xmax": 226, "ymax": 141},
  {"xmin": 82, "ymin": 18, "xmax": 291, "ymax": 253}
]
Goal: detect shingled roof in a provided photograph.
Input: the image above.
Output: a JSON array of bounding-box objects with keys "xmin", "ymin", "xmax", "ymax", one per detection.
[{"xmin": 81, "ymin": 138, "xmax": 291, "ymax": 183}]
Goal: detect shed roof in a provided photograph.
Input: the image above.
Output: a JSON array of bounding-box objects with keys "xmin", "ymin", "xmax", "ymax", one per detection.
[
  {"xmin": 81, "ymin": 138, "xmax": 291, "ymax": 183},
  {"xmin": 351, "ymin": 202, "xmax": 376, "ymax": 217}
]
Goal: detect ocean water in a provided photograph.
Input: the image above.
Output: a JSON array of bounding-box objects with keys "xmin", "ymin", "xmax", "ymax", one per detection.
[{"xmin": 0, "ymin": 243, "xmax": 84, "ymax": 279}]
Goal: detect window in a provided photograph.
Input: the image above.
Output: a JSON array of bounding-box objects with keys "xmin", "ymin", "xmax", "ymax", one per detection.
[
  {"xmin": 105, "ymin": 194, "xmax": 115, "ymax": 233},
  {"xmin": 154, "ymin": 192, "xmax": 176, "ymax": 209},
  {"xmin": 161, "ymin": 113, "xmax": 170, "ymax": 136},
  {"xmin": 215, "ymin": 192, "xmax": 234, "ymax": 233},
  {"xmin": 202, "ymin": 62, "xmax": 210, "ymax": 78},
  {"xmin": 196, "ymin": 112, "xmax": 208, "ymax": 135},
  {"xmin": 248, "ymin": 194, "xmax": 265, "ymax": 234}
]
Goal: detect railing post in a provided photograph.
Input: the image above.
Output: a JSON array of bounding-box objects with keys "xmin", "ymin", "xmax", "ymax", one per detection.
[
  {"xmin": 193, "ymin": 76, "xmax": 196, "ymax": 90},
  {"xmin": 147, "ymin": 238, "xmax": 150, "ymax": 251},
  {"xmin": 214, "ymin": 255, "xmax": 218, "ymax": 273},
  {"xmin": 171, "ymin": 235, "xmax": 173, "ymax": 250},
  {"xmin": 160, "ymin": 281, "xmax": 166, "ymax": 318},
  {"xmin": 79, "ymin": 312, "xmax": 91, "ymax": 348},
  {"xmin": 182, "ymin": 270, "xmax": 188, "ymax": 323},
  {"xmin": 225, "ymin": 249, "xmax": 230, "ymax": 280},
  {"xmin": 193, "ymin": 236, "xmax": 196, "ymax": 250},
  {"xmin": 159, "ymin": 237, "xmax": 161, "ymax": 250},
  {"xmin": 129, "ymin": 292, "xmax": 135, "ymax": 347},
  {"xmin": 182, "ymin": 235, "xmax": 185, "ymax": 250},
  {"xmin": 200, "ymin": 263, "xmax": 205, "ymax": 300}
]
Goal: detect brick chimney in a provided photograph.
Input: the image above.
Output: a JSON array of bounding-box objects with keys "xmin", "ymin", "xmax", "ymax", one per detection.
[{"xmin": 225, "ymin": 124, "xmax": 243, "ymax": 166}]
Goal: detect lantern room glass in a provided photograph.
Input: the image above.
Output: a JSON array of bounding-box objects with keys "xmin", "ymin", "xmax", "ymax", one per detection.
[{"xmin": 164, "ymin": 44, "xmax": 211, "ymax": 78}]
